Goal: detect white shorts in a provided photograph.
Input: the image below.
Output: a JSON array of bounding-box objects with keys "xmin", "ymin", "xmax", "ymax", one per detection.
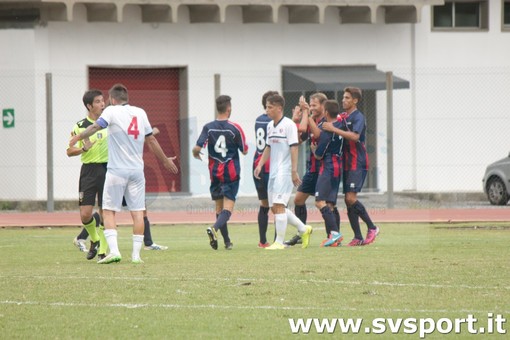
[
  {"xmin": 102, "ymin": 168, "xmax": 146, "ymax": 212},
  {"xmin": 267, "ymin": 175, "xmax": 293, "ymax": 207}
]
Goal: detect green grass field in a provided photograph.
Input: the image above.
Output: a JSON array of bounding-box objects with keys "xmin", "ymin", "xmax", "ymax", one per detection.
[{"xmin": 1, "ymin": 223, "xmax": 509, "ymax": 339}]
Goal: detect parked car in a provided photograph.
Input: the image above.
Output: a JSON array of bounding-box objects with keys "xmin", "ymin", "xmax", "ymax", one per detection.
[{"xmin": 482, "ymin": 152, "xmax": 510, "ymax": 205}]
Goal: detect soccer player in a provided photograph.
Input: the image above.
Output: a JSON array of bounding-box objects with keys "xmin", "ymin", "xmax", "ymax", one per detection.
[
  {"xmin": 69, "ymin": 84, "xmax": 178, "ymax": 264},
  {"xmin": 192, "ymin": 95, "xmax": 248, "ymax": 250},
  {"xmin": 322, "ymin": 87, "xmax": 379, "ymax": 246},
  {"xmin": 254, "ymin": 94, "xmax": 313, "ymax": 250},
  {"xmin": 310, "ymin": 100, "xmax": 344, "ymax": 247},
  {"xmin": 253, "ymin": 90, "xmax": 279, "ymax": 248},
  {"xmin": 285, "ymin": 93, "xmax": 329, "ymax": 246},
  {"xmin": 67, "ymin": 89, "xmax": 108, "ymax": 260}
]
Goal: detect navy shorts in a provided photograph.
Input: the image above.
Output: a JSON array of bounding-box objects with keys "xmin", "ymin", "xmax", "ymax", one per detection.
[
  {"xmin": 210, "ymin": 180, "xmax": 240, "ymax": 201},
  {"xmin": 253, "ymin": 172, "xmax": 269, "ymax": 201},
  {"xmin": 297, "ymin": 171, "xmax": 319, "ymax": 195},
  {"xmin": 342, "ymin": 169, "xmax": 368, "ymax": 193},
  {"xmin": 315, "ymin": 169, "xmax": 341, "ymax": 204}
]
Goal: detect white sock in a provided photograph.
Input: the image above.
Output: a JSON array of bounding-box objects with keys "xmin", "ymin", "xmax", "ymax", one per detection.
[
  {"xmin": 274, "ymin": 213, "xmax": 287, "ymax": 244},
  {"xmin": 132, "ymin": 234, "xmax": 144, "ymax": 261},
  {"xmin": 104, "ymin": 229, "xmax": 120, "ymax": 256},
  {"xmin": 285, "ymin": 208, "xmax": 306, "ymax": 233}
]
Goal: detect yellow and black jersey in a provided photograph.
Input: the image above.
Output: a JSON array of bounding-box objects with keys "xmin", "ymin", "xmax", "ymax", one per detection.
[{"xmin": 68, "ymin": 116, "xmax": 108, "ymax": 164}]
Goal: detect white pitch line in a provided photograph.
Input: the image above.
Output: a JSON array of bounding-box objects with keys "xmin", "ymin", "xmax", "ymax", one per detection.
[
  {"xmin": 1, "ymin": 300, "xmax": 508, "ymax": 315},
  {"xmin": 1, "ymin": 275, "xmax": 508, "ymax": 290}
]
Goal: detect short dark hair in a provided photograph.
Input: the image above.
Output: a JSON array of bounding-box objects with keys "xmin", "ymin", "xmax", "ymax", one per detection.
[
  {"xmin": 344, "ymin": 87, "xmax": 362, "ymax": 102},
  {"xmin": 262, "ymin": 91, "xmax": 279, "ymax": 109},
  {"xmin": 82, "ymin": 89, "xmax": 103, "ymax": 109},
  {"xmin": 324, "ymin": 100, "xmax": 340, "ymax": 119},
  {"xmin": 109, "ymin": 83, "xmax": 129, "ymax": 103},
  {"xmin": 266, "ymin": 94, "xmax": 285, "ymax": 108},
  {"xmin": 216, "ymin": 95, "xmax": 231, "ymax": 113}
]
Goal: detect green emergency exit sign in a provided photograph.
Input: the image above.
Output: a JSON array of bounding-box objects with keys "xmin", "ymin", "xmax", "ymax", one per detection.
[{"xmin": 3, "ymin": 109, "xmax": 14, "ymax": 128}]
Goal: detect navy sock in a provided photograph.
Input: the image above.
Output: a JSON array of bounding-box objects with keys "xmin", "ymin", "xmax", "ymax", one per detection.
[
  {"xmin": 258, "ymin": 206, "xmax": 270, "ymax": 244},
  {"xmin": 294, "ymin": 204, "xmax": 307, "ymax": 224},
  {"xmin": 214, "ymin": 210, "xmax": 232, "ymax": 243},
  {"xmin": 347, "ymin": 206, "xmax": 363, "ymax": 240},
  {"xmin": 333, "ymin": 207, "xmax": 340, "ymax": 230},
  {"xmin": 143, "ymin": 216, "xmax": 153, "ymax": 246},
  {"xmin": 77, "ymin": 227, "xmax": 88, "ymax": 240},
  {"xmin": 320, "ymin": 206, "xmax": 338, "ymax": 235},
  {"xmin": 92, "ymin": 212, "xmax": 101, "ymax": 226},
  {"xmin": 352, "ymin": 201, "xmax": 376, "ymax": 229}
]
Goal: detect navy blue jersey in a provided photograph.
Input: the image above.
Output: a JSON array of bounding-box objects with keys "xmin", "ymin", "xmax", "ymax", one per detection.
[
  {"xmin": 196, "ymin": 119, "xmax": 248, "ymax": 183},
  {"xmin": 337, "ymin": 110, "xmax": 369, "ymax": 171},
  {"xmin": 301, "ymin": 117, "xmax": 325, "ymax": 173},
  {"xmin": 315, "ymin": 120, "xmax": 343, "ymax": 177},
  {"xmin": 253, "ymin": 113, "xmax": 271, "ymax": 173},
  {"xmin": 315, "ymin": 120, "xmax": 343, "ymax": 159}
]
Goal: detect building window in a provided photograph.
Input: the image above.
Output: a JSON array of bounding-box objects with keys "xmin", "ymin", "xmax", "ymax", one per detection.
[
  {"xmin": 504, "ymin": 1, "xmax": 510, "ymax": 29},
  {"xmin": 432, "ymin": 1, "xmax": 488, "ymax": 30}
]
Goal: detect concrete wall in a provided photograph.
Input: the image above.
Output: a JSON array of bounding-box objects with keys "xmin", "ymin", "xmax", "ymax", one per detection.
[{"xmin": 0, "ymin": 2, "xmax": 509, "ymax": 200}]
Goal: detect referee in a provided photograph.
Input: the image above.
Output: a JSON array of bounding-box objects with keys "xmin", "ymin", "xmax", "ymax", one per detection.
[{"xmin": 67, "ymin": 89, "xmax": 108, "ymax": 261}]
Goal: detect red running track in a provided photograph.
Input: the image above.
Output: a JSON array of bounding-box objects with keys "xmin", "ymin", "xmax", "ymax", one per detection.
[{"xmin": 1, "ymin": 208, "xmax": 509, "ymax": 228}]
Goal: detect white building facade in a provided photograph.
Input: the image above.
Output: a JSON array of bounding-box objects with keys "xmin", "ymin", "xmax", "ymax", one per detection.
[{"xmin": 0, "ymin": 0, "xmax": 509, "ymax": 201}]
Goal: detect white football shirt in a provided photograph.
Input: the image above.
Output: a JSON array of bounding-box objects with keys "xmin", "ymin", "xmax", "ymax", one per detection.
[
  {"xmin": 98, "ymin": 104, "xmax": 152, "ymax": 170},
  {"xmin": 266, "ymin": 116, "xmax": 299, "ymax": 179}
]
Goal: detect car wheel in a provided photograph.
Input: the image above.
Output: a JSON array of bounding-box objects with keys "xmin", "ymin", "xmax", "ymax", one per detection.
[{"xmin": 486, "ymin": 177, "xmax": 509, "ymax": 205}]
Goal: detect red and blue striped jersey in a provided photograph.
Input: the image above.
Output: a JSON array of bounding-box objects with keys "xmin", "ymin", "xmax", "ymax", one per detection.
[
  {"xmin": 301, "ymin": 117, "xmax": 325, "ymax": 173},
  {"xmin": 315, "ymin": 120, "xmax": 343, "ymax": 177},
  {"xmin": 253, "ymin": 113, "xmax": 271, "ymax": 173},
  {"xmin": 196, "ymin": 119, "xmax": 248, "ymax": 183},
  {"xmin": 337, "ymin": 110, "xmax": 369, "ymax": 171}
]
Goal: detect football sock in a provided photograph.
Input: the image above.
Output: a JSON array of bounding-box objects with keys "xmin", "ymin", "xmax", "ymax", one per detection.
[
  {"xmin": 258, "ymin": 206, "xmax": 270, "ymax": 244},
  {"xmin": 132, "ymin": 234, "xmax": 143, "ymax": 261},
  {"xmin": 347, "ymin": 206, "xmax": 363, "ymax": 240},
  {"xmin": 83, "ymin": 216, "xmax": 99, "ymax": 242},
  {"xmin": 98, "ymin": 225, "xmax": 108, "ymax": 255},
  {"xmin": 352, "ymin": 200, "xmax": 376, "ymax": 229},
  {"xmin": 77, "ymin": 227, "xmax": 88, "ymax": 240},
  {"xmin": 213, "ymin": 210, "xmax": 232, "ymax": 231},
  {"xmin": 294, "ymin": 204, "xmax": 307, "ymax": 224},
  {"xmin": 333, "ymin": 207, "xmax": 341, "ymax": 229},
  {"xmin": 104, "ymin": 229, "xmax": 120, "ymax": 256},
  {"xmin": 92, "ymin": 212, "xmax": 101, "ymax": 226},
  {"xmin": 274, "ymin": 213, "xmax": 287, "ymax": 244},
  {"xmin": 285, "ymin": 208, "xmax": 306, "ymax": 234},
  {"xmin": 143, "ymin": 216, "xmax": 153, "ymax": 246},
  {"xmin": 320, "ymin": 206, "xmax": 338, "ymax": 234},
  {"xmin": 219, "ymin": 223, "xmax": 231, "ymax": 244}
]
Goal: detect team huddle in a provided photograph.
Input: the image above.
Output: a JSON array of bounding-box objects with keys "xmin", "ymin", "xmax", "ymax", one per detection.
[
  {"xmin": 68, "ymin": 84, "xmax": 379, "ymax": 264},
  {"xmin": 194, "ymin": 88, "xmax": 379, "ymax": 251}
]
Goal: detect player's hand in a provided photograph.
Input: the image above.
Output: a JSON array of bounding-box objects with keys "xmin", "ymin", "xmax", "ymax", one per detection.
[
  {"xmin": 192, "ymin": 147, "xmax": 202, "ymax": 160},
  {"xmin": 322, "ymin": 122, "xmax": 334, "ymax": 132},
  {"xmin": 292, "ymin": 171, "xmax": 301, "ymax": 187},
  {"xmin": 165, "ymin": 156, "xmax": 179, "ymax": 174},
  {"xmin": 310, "ymin": 142, "xmax": 317, "ymax": 154},
  {"xmin": 69, "ymin": 133, "xmax": 81, "ymax": 147},
  {"xmin": 82, "ymin": 138, "xmax": 95, "ymax": 151},
  {"xmin": 291, "ymin": 106, "xmax": 302, "ymax": 123},
  {"xmin": 254, "ymin": 167, "xmax": 262, "ymax": 180},
  {"xmin": 299, "ymin": 96, "xmax": 310, "ymax": 112}
]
